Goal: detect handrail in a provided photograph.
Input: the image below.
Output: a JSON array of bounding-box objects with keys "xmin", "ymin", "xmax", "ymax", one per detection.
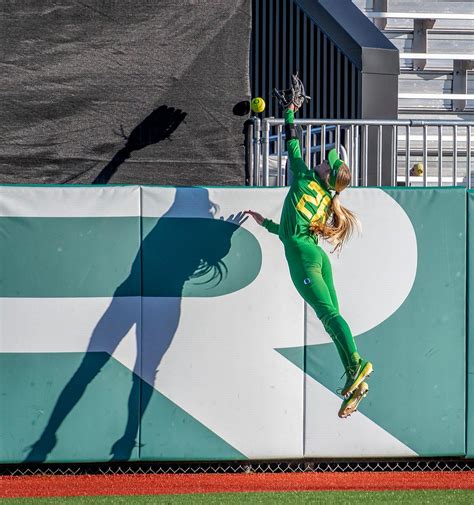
[
  {"xmin": 400, "ymin": 53, "xmax": 474, "ymax": 60},
  {"xmin": 399, "ymin": 93, "xmax": 474, "ymax": 100},
  {"xmin": 263, "ymin": 118, "xmax": 474, "ymax": 126}
]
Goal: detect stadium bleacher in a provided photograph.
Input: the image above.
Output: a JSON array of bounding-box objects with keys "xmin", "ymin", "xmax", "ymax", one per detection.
[
  {"xmin": 355, "ymin": 0, "xmax": 474, "ymax": 117},
  {"xmin": 352, "ymin": 0, "xmax": 474, "ymax": 185}
]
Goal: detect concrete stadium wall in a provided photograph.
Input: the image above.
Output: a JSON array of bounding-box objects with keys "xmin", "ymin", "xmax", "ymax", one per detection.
[{"xmin": 0, "ymin": 185, "xmax": 468, "ymax": 463}]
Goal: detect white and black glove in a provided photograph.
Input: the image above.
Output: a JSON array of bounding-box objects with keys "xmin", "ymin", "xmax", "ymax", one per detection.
[{"xmin": 273, "ymin": 72, "xmax": 311, "ymax": 110}]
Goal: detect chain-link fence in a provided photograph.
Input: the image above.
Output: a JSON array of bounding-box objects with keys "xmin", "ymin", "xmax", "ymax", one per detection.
[{"xmin": 2, "ymin": 459, "xmax": 474, "ymax": 477}]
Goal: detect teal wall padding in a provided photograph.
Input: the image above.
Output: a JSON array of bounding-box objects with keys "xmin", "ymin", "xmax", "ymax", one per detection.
[
  {"xmin": 141, "ymin": 217, "xmax": 262, "ymax": 297},
  {"xmin": 467, "ymin": 191, "xmax": 474, "ymax": 458},
  {"xmin": 0, "ymin": 217, "xmax": 141, "ymax": 297},
  {"xmin": 0, "ymin": 353, "xmax": 245, "ymax": 464},
  {"xmin": 0, "ymin": 353, "xmax": 141, "ymax": 464},
  {"xmin": 280, "ymin": 188, "xmax": 467, "ymax": 457},
  {"xmin": 1, "ymin": 186, "xmax": 473, "ymax": 463},
  {"xmin": 0, "ymin": 216, "xmax": 262, "ymax": 299},
  {"xmin": 139, "ymin": 383, "xmax": 246, "ymax": 461}
]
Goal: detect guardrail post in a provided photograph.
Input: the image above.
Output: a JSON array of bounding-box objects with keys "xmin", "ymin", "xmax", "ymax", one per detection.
[
  {"xmin": 253, "ymin": 117, "xmax": 261, "ymax": 187},
  {"xmin": 262, "ymin": 119, "xmax": 270, "ymax": 186},
  {"xmin": 244, "ymin": 119, "xmax": 254, "ymax": 186}
]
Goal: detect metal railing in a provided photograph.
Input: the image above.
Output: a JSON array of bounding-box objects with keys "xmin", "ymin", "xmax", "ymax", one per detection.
[{"xmin": 248, "ymin": 117, "xmax": 474, "ymax": 188}]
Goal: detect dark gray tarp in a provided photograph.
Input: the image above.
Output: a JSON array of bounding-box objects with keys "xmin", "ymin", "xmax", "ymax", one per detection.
[{"xmin": 0, "ymin": 0, "xmax": 251, "ymax": 185}]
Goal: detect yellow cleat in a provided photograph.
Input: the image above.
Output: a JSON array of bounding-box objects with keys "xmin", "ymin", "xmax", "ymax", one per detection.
[
  {"xmin": 341, "ymin": 359, "xmax": 373, "ymax": 398},
  {"xmin": 338, "ymin": 381, "xmax": 369, "ymax": 419}
]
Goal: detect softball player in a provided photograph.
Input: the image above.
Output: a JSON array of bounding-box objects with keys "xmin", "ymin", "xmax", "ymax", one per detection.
[{"xmin": 247, "ymin": 102, "xmax": 372, "ymax": 418}]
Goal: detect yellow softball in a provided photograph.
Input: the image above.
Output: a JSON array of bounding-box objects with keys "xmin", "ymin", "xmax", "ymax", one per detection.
[
  {"xmin": 410, "ymin": 162, "xmax": 424, "ymax": 176},
  {"xmin": 251, "ymin": 97, "xmax": 266, "ymax": 113}
]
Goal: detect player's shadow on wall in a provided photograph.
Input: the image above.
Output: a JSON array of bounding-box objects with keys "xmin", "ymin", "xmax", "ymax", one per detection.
[
  {"xmin": 25, "ymin": 188, "xmax": 248, "ymax": 462},
  {"xmin": 93, "ymin": 105, "xmax": 187, "ymax": 184}
]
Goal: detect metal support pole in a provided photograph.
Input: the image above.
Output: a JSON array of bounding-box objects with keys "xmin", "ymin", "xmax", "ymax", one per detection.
[
  {"xmin": 354, "ymin": 126, "xmax": 360, "ymax": 186},
  {"xmin": 373, "ymin": 0, "xmax": 388, "ymax": 30},
  {"xmin": 412, "ymin": 19, "xmax": 435, "ymax": 71},
  {"xmin": 377, "ymin": 125, "xmax": 383, "ymax": 186},
  {"xmin": 277, "ymin": 124, "xmax": 283, "ymax": 186},
  {"xmin": 253, "ymin": 117, "xmax": 261, "ymax": 187},
  {"xmin": 453, "ymin": 60, "xmax": 474, "ymax": 112},
  {"xmin": 391, "ymin": 125, "xmax": 397, "ymax": 186},
  {"xmin": 244, "ymin": 119, "xmax": 254, "ymax": 186},
  {"xmin": 305, "ymin": 125, "xmax": 311, "ymax": 168},
  {"xmin": 363, "ymin": 125, "xmax": 368, "ymax": 186},
  {"xmin": 350, "ymin": 125, "xmax": 356, "ymax": 182},
  {"xmin": 262, "ymin": 120, "xmax": 270, "ymax": 186},
  {"xmin": 321, "ymin": 125, "xmax": 326, "ymax": 162}
]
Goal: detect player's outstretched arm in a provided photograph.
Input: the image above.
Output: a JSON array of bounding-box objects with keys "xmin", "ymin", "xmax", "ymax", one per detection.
[
  {"xmin": 273, "ymin": 73, "xmax": 311, "ymax": 178},
  {"xmin": 245, "ymin": 210, "xmax": 280, "ymax": 235},
  {"xmin": 285, "ymin": 106, "xmax": 310, "ymax": 178}
]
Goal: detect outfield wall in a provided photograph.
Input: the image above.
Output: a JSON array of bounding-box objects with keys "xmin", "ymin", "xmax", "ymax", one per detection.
[
  {"xmin": 0, "ymin": 185, "xmax": 469, "ymax": 463},
  {"xmin": 468, "ymin": 190, "xmax": 474, "ymax": 458}
]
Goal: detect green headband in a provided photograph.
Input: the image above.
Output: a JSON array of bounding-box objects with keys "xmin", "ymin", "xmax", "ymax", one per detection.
[{"xmin": 327, "ymin": 149, "xmax": 345, "ymax": 190}]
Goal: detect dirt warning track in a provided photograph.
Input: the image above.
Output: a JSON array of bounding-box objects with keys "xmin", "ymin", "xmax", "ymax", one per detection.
[{"xmin": 2, "ymin": 471, "xmax": 474, "ymax": 498}]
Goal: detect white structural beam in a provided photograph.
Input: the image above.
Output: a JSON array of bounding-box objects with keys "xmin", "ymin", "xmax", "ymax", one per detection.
[
  {"xmin": 367, "ymin": 12, "xmax": 474, "ymax": 21},
  {"xmin": 399, "ymin": 93, "xmax": 474, "ymax": 100}
]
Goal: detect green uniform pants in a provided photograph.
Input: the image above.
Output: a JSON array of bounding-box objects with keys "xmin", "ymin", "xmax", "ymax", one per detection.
[{"xmin": 284, "ymin": 237, "xmax": 358, "ymax": 370}]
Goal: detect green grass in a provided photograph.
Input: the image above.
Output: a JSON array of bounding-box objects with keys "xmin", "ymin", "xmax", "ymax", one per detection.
[{"xmin": 3, "ymin": 491, "xmax": 474, "ymax": 504}]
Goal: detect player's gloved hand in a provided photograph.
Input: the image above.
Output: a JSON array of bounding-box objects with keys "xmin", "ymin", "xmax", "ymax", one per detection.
[
  {"xmin": 290, "ymin": 73, "xmax": 310, "ymax": 109},
  {"xmin": 273, "ymin": 72, "xmax": 311, "ymax": 110}
]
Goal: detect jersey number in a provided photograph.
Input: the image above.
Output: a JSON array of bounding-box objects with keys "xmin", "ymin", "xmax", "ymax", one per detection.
[{"xmin": 296, "ymin": 181, "xmax": 331, "ymax": 223}]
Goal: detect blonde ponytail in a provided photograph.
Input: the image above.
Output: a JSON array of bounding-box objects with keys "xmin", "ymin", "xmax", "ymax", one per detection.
[{"xmin": 310, "ymin": 163, "xmax": 360, "ymax": 252}]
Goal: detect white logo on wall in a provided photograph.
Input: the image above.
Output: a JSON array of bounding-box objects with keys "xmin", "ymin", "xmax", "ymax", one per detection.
[{"xmin": 306, "ymin": 189, "xmax": 418, "ymax": 345}]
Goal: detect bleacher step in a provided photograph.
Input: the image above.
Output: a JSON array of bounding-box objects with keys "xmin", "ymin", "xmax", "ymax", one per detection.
[{"xmin": 354, "ymin": 0, "xmax": 474, "ymax": 115}]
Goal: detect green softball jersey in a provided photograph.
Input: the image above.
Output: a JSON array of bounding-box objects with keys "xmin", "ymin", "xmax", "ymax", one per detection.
[{"xmin": 263, "ymin": 108, "xmax": 333, "ymax": 242}]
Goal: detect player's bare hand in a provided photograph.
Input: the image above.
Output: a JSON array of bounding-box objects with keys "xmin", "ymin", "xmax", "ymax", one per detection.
[{"xmin": 245, "ymin": 210, "xmax": 265, "ymax": 225}]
